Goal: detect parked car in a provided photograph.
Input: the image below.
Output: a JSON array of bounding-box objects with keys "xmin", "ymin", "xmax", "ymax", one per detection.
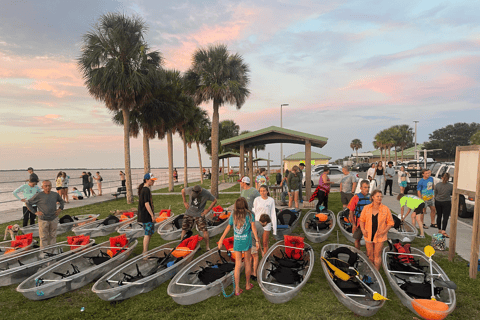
[
  {"xmin": 430, "ymin": 163, "xmax": 473, "ymax": 218},
  {"xmin": 303, "ymin": 168, "xmax": 359, "ymax": 187},
  {"xmin": 352, "ymin": 163, "xmax": 371, "ymax": 172}
]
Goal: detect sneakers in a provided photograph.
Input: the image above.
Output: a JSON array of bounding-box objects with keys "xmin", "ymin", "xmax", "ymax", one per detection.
[{"xmin": 417, "ymin": 235, "xmax": 425, "ymax": 239}]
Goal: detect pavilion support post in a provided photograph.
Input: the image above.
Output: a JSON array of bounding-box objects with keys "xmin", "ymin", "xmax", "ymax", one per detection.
[
  {"xmin": 267, "ymin": 153, "xmax": 271, "ymax": 177},
  {"xmin": 227, "ymin": 157, "xmax": 230, "ymax": 177},
  {"xmin": 222, "ymin": 159, "xmax": 225, "ymax": 182},
  {"xmin": 448, "ymin": 147, "xmax": 461, "ymax": 262},
  {"xmin": 239, "ymin": 142, "xmax": 245, "ymax": 177},
  {"xmin": 305, "ymin": 140, "xmax": 312, "ymax": 201},
  {"xmin": 248, "ymin": 148, "xmax": 254, "ymax": 185}
]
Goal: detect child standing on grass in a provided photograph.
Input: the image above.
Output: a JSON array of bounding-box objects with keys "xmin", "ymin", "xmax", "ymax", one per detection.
[
  {"xmin": 218, "ymin": 197, "xmax": 260, "ymax": 296},
  {"xmin": 250, "ymin": 214, "xmax": 271, "ymax": 281}
]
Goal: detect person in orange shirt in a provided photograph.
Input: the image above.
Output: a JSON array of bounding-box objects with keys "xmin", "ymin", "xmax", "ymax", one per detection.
[{"xmin": 359, "ymin": 189, "xmax": 394, "ymax": 270}]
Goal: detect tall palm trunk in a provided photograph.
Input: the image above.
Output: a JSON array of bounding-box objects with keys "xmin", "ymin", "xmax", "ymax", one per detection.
[
  {"xmin": 183, "ymin": 132, "xmax": 188, "ymax": 188},
  {"xmin": 167, "ymin": 130, "xmax": 174, "ymax": 192},
  {"xmin": 210, "ymin": 100, "xmax": 220, "ymax": 197},
  {"xmin": 122, "ymin": 107, "xmax": 133, "ymax": 204},
  {"xmin": 401, "ymin": 146, "xmax": 404, "ymax": 162},
  {"xmin": 394, "ymin": 147, "xmax": 398, "ymax": 164},
  {"xmin": 197, "ymin": 141, "xmax": 204, "ymax": 184},
  {"xmin": 143, "ymin": 129, "xmax": 150, "ymax": 174},
  {"xmin": 356, "ymin": 148, "xmax": 359, "ymax": 164}
]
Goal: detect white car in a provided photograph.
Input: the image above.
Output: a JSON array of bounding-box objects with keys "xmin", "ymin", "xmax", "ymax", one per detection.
[
  {"xmin": 303, "ymin": 168, "xmax": 359, "ymax": 187},
  {"xmin": 429, "ymin": 162, "xmax": 474, "ymax": 217}
]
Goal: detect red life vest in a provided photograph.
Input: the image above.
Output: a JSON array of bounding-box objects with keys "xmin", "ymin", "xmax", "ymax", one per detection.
[
  {"xmin": 122, "ymin": 212, "xmax": 135, "ymax": 218},
  {"xmin": 67, "ymin": 235, "xmax": 90, "ymax": 250},
  {"xmin": 393, "ymin": 242, "xmax": 414, "ymax": 263},
  {"xmin": 10, "ymin": 239, "xmax": 29, "ymax": 249},
  {"xmin": 284, "ymin": 235, "xmax": 304, "ymax": 260},
  {"xmin": 109, "ymin": 234, "xmax": 128, "ymax": 256},
  {"xmin": 15, "ymin": 233, "xmax": 33, "ymax": 245},
  {"xmin": 213, "ymin": 205, "xmax": 224, "ymax": 214}
]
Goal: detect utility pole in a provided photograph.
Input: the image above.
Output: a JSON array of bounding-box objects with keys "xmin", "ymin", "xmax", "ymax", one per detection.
[
  {"xmin": 280, "ymin": 103, "xmax": 288, "ymax": 172},
  {"xmin": 413, "ymin": 120, "xmax": 419, "ymax": 161},
  {"xmin": 415, "ymin": 148, "xmax": 442, "ymax": 168}
]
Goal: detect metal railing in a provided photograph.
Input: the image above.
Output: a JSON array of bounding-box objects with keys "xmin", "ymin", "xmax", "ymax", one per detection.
[{"xmin": 0, "ymin": 170, "xmax": 202, "ymax": 210}]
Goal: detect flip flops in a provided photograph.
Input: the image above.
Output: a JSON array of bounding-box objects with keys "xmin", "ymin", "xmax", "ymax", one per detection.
[
  {"xmin": 423, "ymin": 224, "xmax": 429, "ymax": 229},
  {"xmin": 430, "ymin": 224, "xmax": 438, "ymax": 228},
  {"xmin": 246, "ymin": 283, "xmax": 254, "ymax": 290},
  {"xmin": 235, "ymin": 289, "xmax": 243, "ymax": 296}
]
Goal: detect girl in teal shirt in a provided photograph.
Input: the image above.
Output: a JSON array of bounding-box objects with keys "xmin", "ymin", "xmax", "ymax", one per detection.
[{"xmin": 218, "ymin": 197, "xmax": 260, "ymax": 296}]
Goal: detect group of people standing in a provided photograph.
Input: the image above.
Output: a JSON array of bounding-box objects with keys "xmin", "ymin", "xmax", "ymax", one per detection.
[{"xmin": 80, "ymin": 171, "xmax": 103, "ymax": 197}]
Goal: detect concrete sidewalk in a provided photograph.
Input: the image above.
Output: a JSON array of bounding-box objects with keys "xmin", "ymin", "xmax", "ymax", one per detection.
[{"xmin": 381, "ymin": 192, "xmax": 475, "ymax": 262}]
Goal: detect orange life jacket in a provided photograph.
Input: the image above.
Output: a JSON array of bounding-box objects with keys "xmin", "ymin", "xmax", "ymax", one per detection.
[
  {"xmin": 67, "ymin": 235, "xmax": 90, "ymax": 250},
  {"xmin": 109, "ymin": 234, "xmax": 128, "ymax": 256},
  {"xmin": 219, "ymin": 211, "xmax": 231, "ymax": 220},
  {"xmin": 172, "ymin": 234, "xmax": 202, "ymax": 258},
  {"xmin": 222, "ymin": 237, "xmax": 243, "ymax": 261},
  {"xmin": 393, "ymin": 242, "xmax": 414, "ymax": 263},
  {"xmin": 284, "ymin": 235, "xmax": 304, "ymax": 260},
  {"xmin": 15, "ymin": 233, "xmax": 33, "ymax": 245},
  {"xmin": 156, "ymin": 209, "xmax": 171, "ymax": 223},
  {"xmin": 315, "ymin": 213, "xmax": 328, "ymax": 222}
]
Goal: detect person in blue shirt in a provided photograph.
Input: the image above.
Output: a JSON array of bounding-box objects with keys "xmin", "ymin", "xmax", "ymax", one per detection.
[
  {"xmin": 417, "ymin": 169, "xmax": 436, "ymax": 229},
  {"xmin": 13, "ymin": 179, "xmax": 41, "ymax": 226}
]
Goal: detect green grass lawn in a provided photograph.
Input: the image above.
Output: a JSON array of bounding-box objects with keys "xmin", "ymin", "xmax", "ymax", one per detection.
[{"xmin": 0, "ymin": 193, "xmax": 478, "ymax": 320}]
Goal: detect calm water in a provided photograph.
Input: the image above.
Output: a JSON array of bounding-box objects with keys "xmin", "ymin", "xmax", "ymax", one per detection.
[{"xmin": 0, "ymin": 167, "xmax": 203, "ymax": 212}]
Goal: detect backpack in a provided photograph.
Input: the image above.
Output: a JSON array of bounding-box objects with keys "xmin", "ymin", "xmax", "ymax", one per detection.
[
  {"xmin": 307, "ymin": 213, "xmax": 330, "ymax": 231},
  {"xmin": 191, "ymin": 253, "xmax": 235, "ymax": 285},
  {"xmin": 392, "ymin": 214, "xmax": 402, "ymax": 230},
  {"xmin": 339, "ymin": 209, "xmax": 352, "ymax": 233},
  {"xmin": 59, "ymin": 215, "xmax": 75, "ymax": 224}
]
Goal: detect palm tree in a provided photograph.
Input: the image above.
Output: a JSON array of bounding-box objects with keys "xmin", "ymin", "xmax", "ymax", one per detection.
[
  {"xmin": 179, "ymin": 104, "xmax": 207, "ymax": 188},
  {"xmin": 382, "ymin": 128, "xmax": 395, "ymax": 162},
  {"xmin": 396, "ymin": 125, "xmax": 414, "ymax": 162},
  {"xmin": 350, "ymin": 139, "xmax": 362, "ymax": 164},
  {"xmin": 112, "ymin": 77, "xmax": 177, "ymax": 174},
  {"xmin": 153, "ymin": 69, "xmax": 188, "ymax": 191},
  {"xmin": 78, "ymin": 13, "xmax": 161, "ymax": 203},
  {"xmin": 185, "ymin": 110, "xmax": 211, "ymax": 184},
  {"xmin": 186, "ymin": 44, "xmax": 250, "ymax": 197}
]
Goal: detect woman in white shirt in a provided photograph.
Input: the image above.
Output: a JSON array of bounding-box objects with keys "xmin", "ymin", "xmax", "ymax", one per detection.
[
  {"xmin": 367, "ymin": 163, "xmax": 376, "ymax": 180},
  {"xmin": 252, "ymin": 185, "xmax": 277, "ymax": 256}
]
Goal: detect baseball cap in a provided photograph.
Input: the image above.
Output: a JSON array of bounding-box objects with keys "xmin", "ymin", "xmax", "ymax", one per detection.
[
  {"xmin": 144, "ymin": 173, "xmax": 157, "ymax": 181},
  {"xmin": 237, "ymin": 176, "xmax": 250, "ymax": 184},
  {"xmin": 27, "ymin": 167, "xmax": 33, "ymax": 171}
]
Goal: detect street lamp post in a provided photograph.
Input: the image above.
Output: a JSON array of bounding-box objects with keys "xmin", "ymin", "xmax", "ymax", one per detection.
[
  {"xmin": 413, "ymin": 120, "xmax": 419, "ymax": 161},
  {"xmin": 280, "ymin": 104, "xmax": 289, "ymax": 172}
]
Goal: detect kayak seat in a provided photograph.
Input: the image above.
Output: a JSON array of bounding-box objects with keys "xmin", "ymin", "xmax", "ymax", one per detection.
[
  {"xmin": 102, "ymin": 215, "xmax": 120, "ymax": 226},
  {"xmin": 86, "ymin": 251, "xmax": 111, "ymax": 265},
  {"xmin": 190, "ymin": 253, "xmax": 234, "ymax": 285},
  {"xmin": 172, "ymin": 215, "xmax": 184, "ymax": 229},
  {"xmin": 118, "ymin": 264, "xmax": 144, "ymax": 285},
  {"xmin": 53, "ymin": 263, "xmax": 81, "ymax": 279},
  {"xmin": 277, "ymin": 210, "xmax": 297, "ymax": 226}
]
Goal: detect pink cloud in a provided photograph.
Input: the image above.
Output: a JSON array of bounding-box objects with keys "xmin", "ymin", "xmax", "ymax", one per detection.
[{"xmin": 1, "ymin": 114, "xmax": 95, "ymax": 130}]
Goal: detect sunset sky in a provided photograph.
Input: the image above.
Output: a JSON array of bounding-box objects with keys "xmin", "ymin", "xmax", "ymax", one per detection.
[{"xmin": 1, "ymin": 0, "xmax": 479, "ymax": 170}]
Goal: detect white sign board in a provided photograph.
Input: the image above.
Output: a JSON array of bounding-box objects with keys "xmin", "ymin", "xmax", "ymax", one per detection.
[{"xmin": 457, "ymin": 150, "xmax": 480, "ymax": 192}]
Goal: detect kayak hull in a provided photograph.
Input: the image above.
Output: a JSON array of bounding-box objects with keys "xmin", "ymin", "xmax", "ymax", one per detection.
[
  {"xmin": 20, "ymin": 214, "xmax": 100, "ymax": 237},
  {"xmin": 337, "ymin": 210, "xmax": 366, "ymax": 246},
  {"xmin": 302, "ymin": 209, "xmax": 336, "ymax": 243},
  {"xmin": 0, "ymin": 240, "xmax": 36, "ymax": 261},
  {"xmin": 321, "ymin": 244, "xmax": 387, "ymax": 317},
  {"xmin": 382, "ymin": 246, "xmax": 456, "ymax": 319},
  {"xmin": 157, "ymin": 215, "xmax": 184, "ymax": 240},
  {"xmin": 92, "ymin": 239, "xmax": 199, "ymax": 301},
  {"xmin": 0, "ymin": 240, "xmax": 95, "ymax": 287},
  {"xmin": 258, "ymin": 241, "xmax": 314, "ymax": 304},
  {"xmin": 274, "ymin": 211, "xmax": 301, "ymax": 241},
  {"xmin": 16, "ymin": 240, "xmax": 137, "ymax": 300},
  {"xmin": 387, "ymin": 214, "xmax": 417, "ymax": 243},
  {"xmin": 71, "ymin": 216, "xmax": 136, "ymax": 237},
  {"xmin": 168, "ymin": 248, "xmax": 242, "ymax": 305}
]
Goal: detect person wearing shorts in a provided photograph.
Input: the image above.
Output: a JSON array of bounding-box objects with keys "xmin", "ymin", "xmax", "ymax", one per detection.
[
  {"xmin": 347, "ymin": 180, "xmax": 371, "ymax": 249},
  {"xmin": 417, "ymin": 169, "xmax": 436, "ymax": 229},
  {"xmin": 250, "ymin": 214, "xmax": 269, "ymax": 280},
  {"xmin": 340, "ymin": 167, "xmax": 357, "ymax": 209},
  {"xmin": 398, "ymin": 193, "xmax": 426, "ymax": 238},
  {"xmin": 138, "ymin": 173, "xmax": 157, "ymax": 254},
  {"xmin": 287, "ymin": 166, "xmax": 301, "ymax": 211},
  {"xmin": 181, "ymin": 185, "xmax": 217, "ymax": 250}
]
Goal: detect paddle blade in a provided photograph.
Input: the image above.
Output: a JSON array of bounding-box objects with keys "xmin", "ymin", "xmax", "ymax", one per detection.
[
  {"xmin": 412, "ymin": 299, "xmax": 449, "ymax": 320},
  {"xmin": 372, "ymin": 292, "xmax": 389, "ymax": 301},
  {"xmin": 434, "ymin": 279, "xmax": 457, "ymax": 290},
  {"xmin": 321, "ymin": 257, "xmax": 350, "ymax": 281},
  {"xmin": 424, "ymin": 245, "xmax": 435, "ymax": 257}
]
